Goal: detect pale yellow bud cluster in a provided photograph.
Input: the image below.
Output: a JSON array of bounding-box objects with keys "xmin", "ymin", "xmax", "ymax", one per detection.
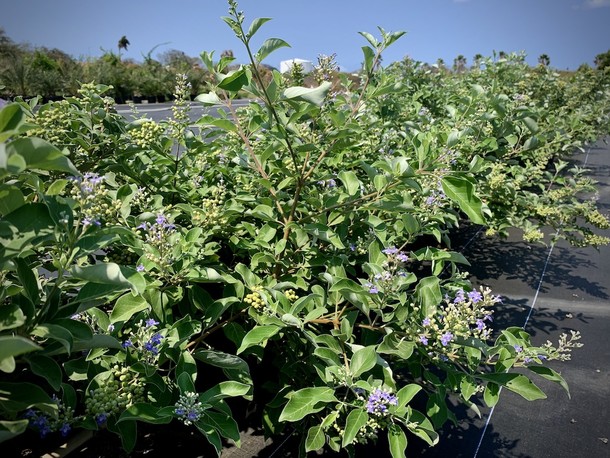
[
  {"xmin": 244, "ymin": 286, "xmax": 264, "ymax": 308},
  {"xmin": 29, "ymin": 100, "xmax": 72, "ymax": 145},
  {"xmin": 130, "ymin": 121, "xmax": 164, "ymax": 148},
  {"xmin": 85, "ymin": 365, "xmax": 145, "ymax": 418},
  {"xmin": 523, "ymin": 228, "xmax": 544, "ymax": 243},
  {"xmin": 285, "ymin": 289, "xmax": 298, "ymax": 302},
  {"xmin": 585, "ymin": 209, "xmax": 610, "ymax": 229}
]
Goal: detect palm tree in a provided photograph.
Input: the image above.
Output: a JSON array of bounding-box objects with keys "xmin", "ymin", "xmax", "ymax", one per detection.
[
  {"xmin": 472, "ymin": 53, "xmax": 483, "ymax": 69},
  {"xmin": 453, "ymin": 54, "xmax": 467, "ymax": 73},
  {"xmin": 117, "ymin": 35, "xmax": 130, "ymax": 60},
  {"xmin": 538, "ymin": 54, "xmax": 550, "ymax": 67}
]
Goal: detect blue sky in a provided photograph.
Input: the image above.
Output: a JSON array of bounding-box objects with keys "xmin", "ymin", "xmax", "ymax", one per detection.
[{"xmin": 2, "ymin": 0, "xmax": 610, "ymax": 71}]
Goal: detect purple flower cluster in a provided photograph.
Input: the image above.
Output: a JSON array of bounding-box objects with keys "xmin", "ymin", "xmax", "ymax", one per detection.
[
  {"xmin": 366, "ymin": 388, "xmax": 398, "ymax": 416},
  {"xmin": 317, "ymin": 178, "xmax": 337, "ymax": 188},
  {"xmin": 174, "ymin": 392, "xmax": 204, "ymax": 426},
  {"xmin": 144, "ymin": 332, "xmax": 163, "ymax": 355},
  {"xmin": 24, "ymin": 409, "xmax": 71, "ymax": 438},
  {"xmin": 440, "ymin": 331, "xmax": 454, "ymax": 346},
  {"xmin": 121, "ymin": 318, "xmax": 164, "ymax": 363},
  {"xmin": 71, "ymin": 172, "xmax": 104, "ymax": 195},
  {"xmin": 137, "ymin": 213, "xmax": 176, "ymax": 236},
  {"xmin": 382, "ymin": 246, "xmax": 409, "ymax": 263}
]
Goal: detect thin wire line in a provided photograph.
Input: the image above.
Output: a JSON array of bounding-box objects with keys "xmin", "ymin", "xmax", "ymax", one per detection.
[{"xmin": 472, "ymin": 235, "xmax": 557, "ymax": 458}]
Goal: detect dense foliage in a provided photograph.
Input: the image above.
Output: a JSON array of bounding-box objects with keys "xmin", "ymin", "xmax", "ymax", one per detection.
[{"xmin": 1, "ymin": 2, "xmax": 609, "ymax": 456}]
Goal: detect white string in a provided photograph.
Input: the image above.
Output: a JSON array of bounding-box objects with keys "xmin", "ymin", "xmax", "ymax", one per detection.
[{"xmin": 472, "ymin": 236, "xmax": 557, "ymax": 457}]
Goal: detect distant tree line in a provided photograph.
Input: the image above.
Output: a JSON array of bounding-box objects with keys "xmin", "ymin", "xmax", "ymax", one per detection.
[
  {"xmin": 0, "ymin": 30, "xmax": 215, "ymax": 103},
  {"xmin": 1, "ymin": 28, "xmax": 609, "ymax": 103}
]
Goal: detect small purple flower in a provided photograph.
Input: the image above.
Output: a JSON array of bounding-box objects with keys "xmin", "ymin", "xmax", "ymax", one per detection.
[
  {"xmin": 187, "ymin": 411, "xmax": 200, "ymax": 422},
  {"xmin": 366, "ymin": 388, "xmax": 398, "ymax": 416},
  {"xmin": 95, "ymin": 413, "xmax": 108, "ymax": 425},
  {"xmin": 136, "ymin": 264, "xmax": 145, "ymax": 272},
  {"xmin": 484, "ymin": 314, "xmax": 494, "ymax": 322},
  {"xmin": 396, "ymin": 253, "xmax": 409, "ymax": 263},
  {"xmin": 475, "ymin": 319, "xmax": 485, "ymax": 331},
  {"xmin": 382, "ymin": 246, "xmax": 399, "ymax": 255},
  {"xmin": 538, "ymin": 354, "xmax": 547, "ymax": 361},
  {"xmin": 453, "ymin": 289, "xmax": 465, "ymax": 304},
  {"xmin": 440, "ymin": 332, "xmax": 453, "ymax": 346},
  {"xmin": 174, "ymin": 408, "xmax": 185, "ymax": 416},
  {"xmin": 327, "ymin": 178, "xmax": 337, "ymax": 188},
  {"xmin": 144, "ymin": 341, "xmax": 159, "ymax": 354},
  {"xmin": 155, "ymin": 214, "xmax": 167, "ymax": 225},
  {"xmin": 468, "ymin": 290, "xmax": 483, "ymax": 303},
  {"xmin": 122, "ymin": 339, "xmax": 133, "ymax": 348},
  {"xmin": 422, "ymin": 317, "xmax": 431, "ymax": 327},
  {"xmin": 419, "ymin": 335, "xmax": 429, "ymax": 345},
  {"xmin": 524, "ymin": 357, "xmax": 533, "ymax": 363},
  {"xmin": 145, "ymin": 318, "xmax": 159, "ymax": 327},
  {"xmin": 59, "ymin": 422, "xmax": 71, "ymax": 437},
  {"xmin": 513, "ymin": 344, "xmax": 523, "ymax": 353},
  {"xmin": 107, "ymin": 324, "xmax": 115, "ymax": 332},
  {"xmin": 365, "ymin": 282, "xmax": 379, "ymax": 294},
  {"xmin": 349, "ymin": 243, "xmax": 356, "ymax": 252},
  {"xmin": 150, "ymin": 332, "xmax": 163, "ymax": 345}
]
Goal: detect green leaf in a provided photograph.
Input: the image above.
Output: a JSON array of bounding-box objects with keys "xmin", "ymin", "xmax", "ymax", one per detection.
[
  {"xmin": 201, "ymin": 410, "xmax": 241, "ymax": 442},
  {"xmin": 378, "ymin": 333, "xmax": 415, "ymax": 360},
  {"xmin": 114, "ymin": 419, "xmax": 137, "ymax": 453},
  {"xmin": 0, "ymin": 381, "xmax": 55, "ymax": 413},
  {"xmin": 195, "ymin": 91, "xmax": 222, "ymax": 106},
  {"xmin": 0, "ymin": 185, "xmax": 25, "ymax": 216},
  {"xmin": 396, "ymin": 383, "xmax": 422, "ymax": 408},
  {"xmin": 350, "ymin": 346, "xmax": 377, "ymax": 377},
  {"xmin": 0, "ymin": 302, "xmax": 26, "ymax": 331},
  {"xmin": 118, "ymin": 403, "xmax": 173, "ymax": 424},
  {"xmin": 305, "ymin": 425, "xmax": 326, "ymax": 452},
  {"xmin": 283, "ymin": 82, "xmax": 332, "ymax": 106},
  {"xmin": 483, "ymin": 382, "xmax": 500, "ymax": 407},
  {"xmin": 71, "ymin": 263, "xmax": 145, "ymax": 295},
  {"xmin": 247, "ymin": 17, "xmax": 272, "ymax": 39},
  {"xmin": 255, "ymin": 38, "xmax": 290, "ymax": 63},
  {"xmin": 200, "ymin": 381, "xmax": 252, "ymax": 404},
  {"xmin": 361, "ymin": 46, "xmax": 375, "ymax": 73},
  {"xmin": 441, "ymin": 176, "xmax": 485, "ymax": 225},
  {"xmin": 0, "ymin": 336, "xmax": 41, "ymax": 372},
  {"xmin": 5, "ymin": 138, "xmax": 78, "ymax": 174},
  {"xmin": 196, "ymin": 421, "xmax": 222, "ymax": 455},
  {"xmin": 279, "ymin": 387, "xmax": 338, "ymax": 422},
  {"xmin": 217, "ymin": 68, "xmax": 249, "ymax": 92},
  {"xmin": 523, "ymin": 117, "xmax": 539, "ymax": 134},
  {"xmin": 528, "ymin": 366, "xmax": 570, "ymax": 398},
  {"xmin": 31, "ymin": 324, "xmax": 73, "ymax": 354},
  {"xmin": 109, "ymin": 294, "xmax": 149, "ymax": 324},
  {"xmin": 0, "ymin": 203, "xmax": 55, "ymax": 262},
  {"xmin": 338, "ymin": 170, "xmax": 361, "ymax": 196},
  {"xmin": 358, "ymin": 31, "xmax": 379, "ymax": 47},
  {"xmin": 26, "ymin": 354, "xmax": 62, "ymax": 391},
  {"xmin": 388, "ymin": 424, "xmax": 408, "ymax": 458},
  {"xmin": 236, "ymin": 325, "xmax": 281, "ymax": 354},
  {"xmin": 0, "ymin": 104, "xmax": 25, "ymax": 142},
  {"xmin": 342, "ymin": 409, "xmax": 368, "ymax": 447},
  {"xmin": 193, "ymin": 350, "xmax": 252, "ymax": 387},
  {"xmin": 479, "ymin": 373, "xmax": 546, "ymax": 401},
  {"xmin": 0, "ymin": 419, "xmax": 29, "ymax": 443},
  {"xmin": 415, "ymin": 276, "xmax": 442, "ymax": 315}
]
